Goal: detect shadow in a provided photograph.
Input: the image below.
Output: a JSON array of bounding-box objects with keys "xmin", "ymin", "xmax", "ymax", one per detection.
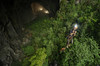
[{"xmin": 0, "ymin": 60, "xmax": 3, "ymax": 66}]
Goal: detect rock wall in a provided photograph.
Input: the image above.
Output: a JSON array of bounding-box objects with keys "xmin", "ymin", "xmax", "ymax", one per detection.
[
  {"xmin": 0, "ymin": 9, "xmax": 22, "ymax": 66},
  {"xmin": 0, "ymin": 0, "xmax": 31, "ymax": 66}
]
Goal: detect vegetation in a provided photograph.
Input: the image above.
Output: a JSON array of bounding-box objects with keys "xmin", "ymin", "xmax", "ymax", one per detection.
[{"xmin": 17, "ymin": 0, "xmax": 100, "ymax": 66}]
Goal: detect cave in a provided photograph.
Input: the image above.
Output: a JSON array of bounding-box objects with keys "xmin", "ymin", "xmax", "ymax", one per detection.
[
  {"xmin": 0, "ymin": 0, "xmax": 59, "ymax": 66},
  {"xmin": 0, "ymin": 0, "xmax": 100, "ymax": 66}
]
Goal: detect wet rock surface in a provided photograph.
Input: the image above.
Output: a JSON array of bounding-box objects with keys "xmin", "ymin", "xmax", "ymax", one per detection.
[{"xmin": 0, "ymin": 17, "xmax": 23, "ymax": 66}]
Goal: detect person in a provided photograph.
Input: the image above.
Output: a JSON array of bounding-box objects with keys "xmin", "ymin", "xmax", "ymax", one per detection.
[
  {"xmin": 66, "ymin": 24, "xmax": 78, "ymax": 48},
  {"xmin": 60, "ymin": 24, "xmax": 78, "ymax": 52}
]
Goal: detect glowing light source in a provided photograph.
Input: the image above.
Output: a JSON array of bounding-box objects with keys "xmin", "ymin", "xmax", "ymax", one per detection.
[
  {"xmin": 44, "ymin": 10, "xmax": 49, "ymax": 14},
  {"xmin": 39, "ymin": 7, "xmax": 43, "ymax": 11},
  {"xmin": 74, "ymin": 24, "xmax": 78, "ymax": 29}
]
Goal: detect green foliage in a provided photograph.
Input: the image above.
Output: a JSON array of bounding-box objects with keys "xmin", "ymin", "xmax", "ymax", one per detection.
[
  {"xmin": 22, "ymin": 58, "xmax": 30, "ymax": 66},
  {"xmin": 29, "ymin": 48, "xmax": 47, "ymax": 66},
  {"xmin": 22, "ymin": 46, "xmax": 34, "ymax": 56},
  {"xmin": 55, "ymin": 0, "xmax": 100, "ymax": 66},
  {"xmin": 21, "ymin": 0, "xmax": 100, "ymax": 66},
  {"xmin": 62, "ymin": 37, "xmax": 100, "ymax": 66}
]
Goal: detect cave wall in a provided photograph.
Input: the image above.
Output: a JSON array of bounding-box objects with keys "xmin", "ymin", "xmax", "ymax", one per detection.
[{"xmin": 0, "ymin": 3, "xmax": 22, "ymax": 65}]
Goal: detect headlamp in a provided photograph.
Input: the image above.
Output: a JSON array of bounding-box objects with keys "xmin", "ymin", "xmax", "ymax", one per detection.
[{"xmin": 74, "ymin": 24, "xmax": 78, "ymax": 28}]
